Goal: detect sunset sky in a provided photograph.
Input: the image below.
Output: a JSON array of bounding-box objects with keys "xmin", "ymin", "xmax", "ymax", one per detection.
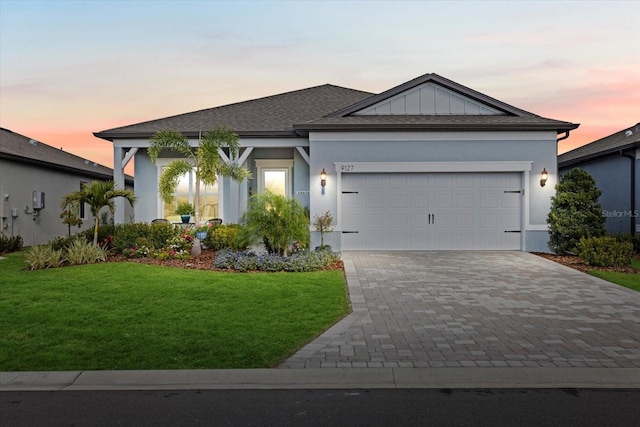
[{"xmin": 1, "ymin": 0, "xmax": 638, "ymax": 176}]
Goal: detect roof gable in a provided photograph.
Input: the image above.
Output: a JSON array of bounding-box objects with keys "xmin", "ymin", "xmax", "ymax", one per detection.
[
  {"xmin": 353, "ymin": 82, "xmax": 503, "ymax": 116},
  {"xmin": 328, "ymin": 73, "xmax": 537, "ymax": 118}
]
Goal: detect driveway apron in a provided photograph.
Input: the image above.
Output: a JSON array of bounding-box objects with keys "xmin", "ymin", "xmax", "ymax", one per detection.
[{"xmin": 280, "ymin": 252, "xmax": 640, "ymax": 369}]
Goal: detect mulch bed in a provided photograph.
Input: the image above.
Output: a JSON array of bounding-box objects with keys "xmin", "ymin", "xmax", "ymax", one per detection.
[
  {"xmin": 533, "ymin": 252, "xmax": 640, "ymax": 274},
  {"xmin": 108, "ymin": 249, "xmax": 635, "ymax": 275},
  {"xmin": 108, "ymin": 249, "xmax": 345, "ymax": 272}
]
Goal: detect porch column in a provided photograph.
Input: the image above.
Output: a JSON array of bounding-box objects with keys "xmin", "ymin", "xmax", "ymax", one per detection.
[{"xmin": 113, "ymin": 146, "xmax": 125, "ymax": 224}]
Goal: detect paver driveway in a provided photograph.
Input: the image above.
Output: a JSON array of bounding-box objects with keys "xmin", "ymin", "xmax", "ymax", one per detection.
[{"xmin": 281, "ymin": 252, "xmax": 640, "ymax": 369}]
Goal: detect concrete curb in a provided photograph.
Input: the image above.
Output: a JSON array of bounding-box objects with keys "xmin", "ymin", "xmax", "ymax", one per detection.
[{"xmin": 2, "ymin": 368, "xmax": 640, "ymax": 391}]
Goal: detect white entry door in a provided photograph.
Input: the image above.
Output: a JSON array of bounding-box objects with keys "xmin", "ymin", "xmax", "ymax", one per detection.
[{"xmin": 341, "ymin": 173, "xmax": 522, "ymax": 250}]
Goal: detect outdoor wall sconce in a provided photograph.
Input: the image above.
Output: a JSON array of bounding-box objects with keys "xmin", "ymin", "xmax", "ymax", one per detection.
[
  {"xmin": 320, "ymin": 168, "xmax": 327, "ymax": 195},
  {"xmin": 540, "ymin": 168, "xmax": 548, "ymax": 187}
]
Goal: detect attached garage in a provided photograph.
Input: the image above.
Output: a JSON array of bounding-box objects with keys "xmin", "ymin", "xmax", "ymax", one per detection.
[{"xmin": 341, "ymin": 172, "xmax": 523, "ymax": 251}]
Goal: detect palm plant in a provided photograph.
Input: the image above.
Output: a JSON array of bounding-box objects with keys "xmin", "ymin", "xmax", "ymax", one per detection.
[
  {"xmin": 240, "ymin": 191, "xmax": 310, "ymax": 256},
  {"xmin": 148, "ymin": 126, "xmax": 251, "ymax": 226},
  {"xmin": 61, "ymin": 180, "xmax": 136, "ymax": 245}
]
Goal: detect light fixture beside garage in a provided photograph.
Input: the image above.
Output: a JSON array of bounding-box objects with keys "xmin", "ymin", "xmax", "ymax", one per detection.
[
  {"xmin": 320, "ymin": 168, "xmax": 327, "ymax": 194},
  {"xmin": 540, "ymin": 168, "xmax": 548, "ymax": 187}
]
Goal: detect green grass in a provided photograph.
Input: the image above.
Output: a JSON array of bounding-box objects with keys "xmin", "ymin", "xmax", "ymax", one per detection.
[
  {"xmin": 0, "ymin": 252, "xmax": 350, "ymax": 371},
  {"xmin": 588, "ymin": 258, "xmax": 640, "ymax": 292}
]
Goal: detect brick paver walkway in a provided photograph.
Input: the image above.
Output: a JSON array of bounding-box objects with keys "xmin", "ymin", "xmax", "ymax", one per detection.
[{"xmin": 280, "ymin": 252, "xmax": 640, "ymax": 369}]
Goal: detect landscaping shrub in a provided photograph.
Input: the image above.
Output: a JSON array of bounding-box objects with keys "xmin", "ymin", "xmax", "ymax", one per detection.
[
  {"xmin": 109, "ymin": 223, "xmax": 183, "ymax": 254},
  {"xmin": 576, "ymin": 236, "xmax": 633, "ymax": 267},
  {"xmin": 239, "ymin": 191, "xmax": 310, "ymax": 256},
  {"xmin": 214, "ymin": 249, "xmax": 340, "ymax": 272},
  {"xmin": 547, "ymin": 168, "xmax": 606, "ymax": 254},
  {"xmin": 0, "ymin": 235, "xmax": 23, "ymax": 254},
  {"xmin": 49, "ymin": 236, "xmax": 75, "ymax": 251},
  {"xmin": 615, "ymin": 233, "xmax": 640, "ymax": 255},
  {"xmin": 77, "ymin": 225, "xmax": 112, "ymax": 246},
  {"xmin": 203, "ymin": 223, "xmax": 245, "ymax": 251},
  {"xmin": 110, "ymin": 223, "xmax": 152, "ymax": 253},
  {"xmin": 24, "ymin": 244, "xmax": 65, "ymax": 270},
  {"xmin": 148, "ymin": 223, "xmax": 180, "ymax": 249},
  {"xmin": 154, "ymin": 236, "xmax": 191, "ymax": 260},
  {"xmin": 66, "ymin": 239, "xmax": 107, "ymax": 265}
]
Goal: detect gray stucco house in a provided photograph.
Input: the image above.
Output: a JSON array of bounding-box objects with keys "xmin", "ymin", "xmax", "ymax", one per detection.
[
  {"xmin": 95, "ymin": 73, "xmax": 578, "ymax": 252},
  {"xmin": 559, "ymin": 123, "xmax": 640, "ymax": 235},
  {"xmin": 0, "ymin": 127, "xmax": 134, "ymax": 246}
]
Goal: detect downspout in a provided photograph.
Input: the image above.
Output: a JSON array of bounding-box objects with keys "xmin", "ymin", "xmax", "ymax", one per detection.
[
  {"xmin": 556, "ymin": 131, "xmax": 570, "ymax": 143},
  {"xmin": 621, "ymin": 150, "xmax": 636, "ymax": 234}
]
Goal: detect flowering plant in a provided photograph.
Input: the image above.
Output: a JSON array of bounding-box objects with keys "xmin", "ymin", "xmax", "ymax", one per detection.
[{"xmin": 191, "ymin": 222, "xmax": 214, "ymax": 235}]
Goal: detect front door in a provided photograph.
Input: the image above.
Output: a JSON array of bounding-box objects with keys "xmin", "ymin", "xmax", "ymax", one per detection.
[{"xmin": 256, "ymin": 159, "xmax": 293, "ymax": 197}]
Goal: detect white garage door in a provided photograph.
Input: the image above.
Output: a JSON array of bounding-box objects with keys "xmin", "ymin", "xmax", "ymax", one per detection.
[{"xmin": 341, "ymin": 173, "xmax": 522, "ymax": 250}]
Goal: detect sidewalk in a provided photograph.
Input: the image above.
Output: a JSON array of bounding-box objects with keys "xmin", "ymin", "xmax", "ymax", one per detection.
[{"xmin": 2, "ymin": 367, "xmax": 640, "ymax": 391}]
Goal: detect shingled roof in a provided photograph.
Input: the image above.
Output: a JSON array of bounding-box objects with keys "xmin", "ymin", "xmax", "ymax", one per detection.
[
  {"xmin": 94, "ymin": 74, "xmax": 578, "ymax": 140},
  {"xmin": 0, "ymin": 127, "xmax": 133, "ymax": 184},
  {"xmin": 94, "ymin": 84, "xmax": 374, "ymax": 140},
  {"xmin": 559, "ymin": 123, "xmax": 640, "ymax": 168}
]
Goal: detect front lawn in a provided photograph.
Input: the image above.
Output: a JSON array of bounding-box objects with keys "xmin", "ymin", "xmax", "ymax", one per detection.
[
  {"xmin": 589, "ymin": 258, "xmax": 640, "ymax": 292},
  {"xmin": 535, "ymin": 253, "xmax": 640, "ymax": 292},
  {"xmin": 0, "ymin": 252, "xmax": 350, "ymax": 371}
]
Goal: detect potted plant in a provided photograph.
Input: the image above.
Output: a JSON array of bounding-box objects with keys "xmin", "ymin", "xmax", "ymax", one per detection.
[
  {"xmin": 192, "ymin": 222, "xmax": 213, "ymax": 240},
  {"xmin": 312, "ymin": 210, "xmax": 334, "ymax": 251},
  {"xmin": 175, "ymin": 202, "xmax": 195, "ymax": 224}
]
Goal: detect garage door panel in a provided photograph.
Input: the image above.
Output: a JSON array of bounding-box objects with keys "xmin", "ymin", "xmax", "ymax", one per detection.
[
  {"xmin": 456, "ymin": 193, "xmax": 475, "ymax": 208},
  {"xmin": 341, "ymin": 172, "xmax": 522, "ymax": 250}
]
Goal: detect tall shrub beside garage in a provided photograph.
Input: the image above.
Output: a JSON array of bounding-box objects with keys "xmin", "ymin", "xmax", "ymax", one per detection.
[{"xmin": 547, "ymin": 168, "xmax": 606, "ymax": 254}]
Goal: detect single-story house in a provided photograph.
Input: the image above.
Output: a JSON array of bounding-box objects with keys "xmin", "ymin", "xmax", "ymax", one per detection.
[
  {"xmin": 0, "ymin": 127, "xmax": 134, "ymax": 246},
  {"xmin": 95, "ymin": 73, "xmax": 578, "ymax": 252},
  {"xmin": 559, "ymin": 123, "xmax": 640, "ymax": 235}
]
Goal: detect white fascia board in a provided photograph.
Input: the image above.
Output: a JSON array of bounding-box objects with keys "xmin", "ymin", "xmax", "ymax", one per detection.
[
  {"xmin": 334, "ymin": 161, "xmax": 533, "ymax": 173},
  {"xmin": 113, "ymin": 137, "xmax": 310, "ymax": 149},
  {"xmin": 238, "ymin": 138, "xmax": 309, "ymax": 148},
  {"xmin": 310, "ymin": 131, "xmax": 555, "ymax": 142},
  {"xmin": 113, "ymin": 139, "xmax": 150, "ymax": 148}
]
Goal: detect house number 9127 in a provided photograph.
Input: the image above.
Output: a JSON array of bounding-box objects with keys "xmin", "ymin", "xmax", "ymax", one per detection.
[{"xmin": 341, "ymin": 164, "xmax": 355, "ymax": 172}]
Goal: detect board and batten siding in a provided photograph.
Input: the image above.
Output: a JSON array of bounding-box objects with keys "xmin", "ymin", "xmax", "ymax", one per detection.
[{"xmin": 354, "ymin": 83, "xmax": 502, "ymax": 116}]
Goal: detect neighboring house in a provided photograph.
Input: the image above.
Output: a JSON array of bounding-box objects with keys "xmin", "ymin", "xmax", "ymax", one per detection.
[
  {"xmin": 95, "ymin": 73, "xmax": 578, "ymax": 252},
  {"xmin": 558, "ymin": 123, "xmax": 640, "ymax": 235},
  {"xmin": 0, "ymin": 128, "xmax": 134, "ymax": 246}
]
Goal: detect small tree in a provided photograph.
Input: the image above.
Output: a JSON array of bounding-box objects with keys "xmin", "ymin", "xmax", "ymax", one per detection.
[
  {"xmin": 547, "ymin": 168, "xmax": 605, "ymax": 254},
  {"xmin": 62, "ymin": 180, "xmax": 136, "ymax": 245},
  {"xmin": 60, "ymin": 201, "xmax": 83, "ymax": 238},
  {"xmin": 239, "ymin": 191, "xmax": 310, "ymax": 256},
  {"xmin": 148, "ymin": 126, "xmax": 251, "ymax": 226},
  {"xmin": 312, "ymin": 211, "xmax": 334, "ymax": 248}
]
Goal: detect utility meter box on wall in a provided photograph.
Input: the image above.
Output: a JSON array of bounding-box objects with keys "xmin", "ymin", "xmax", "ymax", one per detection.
[{"xmin": 33, "ymin": 191, "xmax": 45, "ymax": 210}]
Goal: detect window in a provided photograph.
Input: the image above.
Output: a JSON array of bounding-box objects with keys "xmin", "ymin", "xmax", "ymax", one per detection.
[
  {"xmin": 256, "ymin": 160, "xmax": 293, "ymax": 197},
  {"xmin": 79, "ymin": 181, "xmax": 86, "ymax": 219},
  {"xmin": 158, "ymin": 166, "xmax": 220, "ymax": 222}
]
